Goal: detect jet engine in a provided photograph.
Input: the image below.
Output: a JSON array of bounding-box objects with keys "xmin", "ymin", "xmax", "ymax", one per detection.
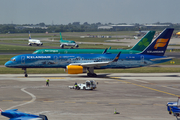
[{"xmin": 65, "ymin": 65, "xmax": 87, "ymax": 74}]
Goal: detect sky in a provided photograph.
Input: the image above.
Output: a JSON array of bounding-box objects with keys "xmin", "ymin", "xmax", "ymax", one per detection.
[{"xmin": 0, "ymin": 0, "xmax": 180, "ymax": 25}]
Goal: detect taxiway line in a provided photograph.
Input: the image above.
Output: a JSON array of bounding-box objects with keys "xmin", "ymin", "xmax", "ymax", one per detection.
[
  {"xmin": 7, "ymin": 88, "xmax": 36, "ymax": 110},
  {"xmin": 115, "ymin": 79, "xmax": 180, "ymax": 97}
]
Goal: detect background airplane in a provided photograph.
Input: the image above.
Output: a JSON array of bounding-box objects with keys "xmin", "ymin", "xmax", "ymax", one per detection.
[
  {"xmin": 33, "ymin": 31, "xmax": 155, "ymax": 54},
  {"xmin": 0, "ymin": 108, "xmax": 48, "ymax": 120},
  {"xmin": 59, "ymin": 32, "xmax": 79, "ymax": 48},
  {"xmin": 167, "ymin": 97, "xmax": 180, "ymax": 119},
  {"xmin": 5, "ymin": 28, "xmax": 174, "ymax": 77},
  {"xmin": 28, "ymin": 31, "xmax": 43, "ymax": 46}
]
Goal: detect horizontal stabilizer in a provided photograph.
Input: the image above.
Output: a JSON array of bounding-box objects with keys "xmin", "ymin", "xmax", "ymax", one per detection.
[{"xmin": 150, "ymin": 57, "xmax": 174, "ymax": 61}]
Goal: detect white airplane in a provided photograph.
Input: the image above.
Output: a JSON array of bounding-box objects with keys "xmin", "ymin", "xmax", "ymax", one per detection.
[{"xmin": 28, "ymin": 31, "xmax": 43, "ymax": 46}]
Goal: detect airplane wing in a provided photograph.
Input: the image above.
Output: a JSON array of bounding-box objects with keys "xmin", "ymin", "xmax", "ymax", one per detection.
[
  {"xmin": 69, "ymin": 52, "xmax": 121, "ymax": 68},
  {"xmin": 150, "ymin": 57, "xmax": 174, "ymax": 61}
]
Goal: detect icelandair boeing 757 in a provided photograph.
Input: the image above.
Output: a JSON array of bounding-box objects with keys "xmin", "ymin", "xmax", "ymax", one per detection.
[
  {"xmin": 33, "ymin": 31, "xmax": 155, "ymax": 54},
  {"xmin": 5, "ymin": 28, "xmax": 174, "ymax": 77}
]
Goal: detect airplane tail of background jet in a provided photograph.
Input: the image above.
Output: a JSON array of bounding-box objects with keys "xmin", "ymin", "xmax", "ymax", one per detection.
[
  {"xmin": 29, "ymin": 31, "xmax": 31, "ymax": 39},
  {"xmin": 140, "ymin": 28, "xmax": 174, "ymax": 56},
  {"xmin": 60, "ymin": 32, "xmax": 63, "ymax": 40},
  {"xmin": 177, "ymin": 97, "xmax": 180, "ymax": 106},
  {"xmin": 130, "ymin": 31, "xmax": 155, "ymax": 51}
]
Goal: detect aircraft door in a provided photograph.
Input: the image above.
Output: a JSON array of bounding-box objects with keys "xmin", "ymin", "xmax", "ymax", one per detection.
[
  {"xmin": 21, "ymin": 56, "xmax": 25, "ymax": 64},
  {"xmin": 140, "ymin": 55, "xmax": 144, "ymax": 64},
  {"xmin": 54, "ymin": 56, "xmax": 58, "ymax": 64}
]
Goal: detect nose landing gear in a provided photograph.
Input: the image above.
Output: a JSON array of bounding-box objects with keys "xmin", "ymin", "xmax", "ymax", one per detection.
[{"xmin": 22, "ymin": 68, "xmax": 28, "ymax": 77}]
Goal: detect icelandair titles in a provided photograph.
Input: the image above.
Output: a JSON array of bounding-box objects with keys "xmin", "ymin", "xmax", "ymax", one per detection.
[{"xmin": 147, "ymin": 51, "xmax": 164, "ymax": 53}]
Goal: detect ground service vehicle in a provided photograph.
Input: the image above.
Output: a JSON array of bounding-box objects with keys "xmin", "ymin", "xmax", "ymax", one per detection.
[{"xmin": 69, "ymin": 80, "xmax": 96, "ymax": 90}]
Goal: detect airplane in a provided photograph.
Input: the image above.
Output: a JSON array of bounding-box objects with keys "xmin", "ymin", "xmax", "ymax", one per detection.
[
  {"xmin": 59, "ymin": 32, "xmax": 79, "ymax": 48},
  {"xmin": 0, "ymin": 108, "xmax": 48, "ymax": 120},
  {"xmin": 167, "ymin": 97, "xmax": 180, "ymax": 120},
  {"xmin": 33, "ymin": 31, "xmax": 155, "ymax": 54},
  {"xmin": 5, "ymin": 28, "xmax": 174, "ymax": 77},
  {"xmin": 28, "ymin": 31, "xmax": 43, "ymax": 46}
]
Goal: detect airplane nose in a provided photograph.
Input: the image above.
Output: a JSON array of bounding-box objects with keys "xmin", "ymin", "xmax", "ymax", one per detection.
[{"xmin": 4, "ymin": 61, "xmax": 11, "ymax": 67}]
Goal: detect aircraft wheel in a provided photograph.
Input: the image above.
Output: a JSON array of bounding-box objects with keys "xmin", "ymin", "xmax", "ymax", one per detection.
[
  {"xmin": 25, "ymin": 74, "xmax": 28, "ymax": 77},
  {"xmin": 87, "ymin": 73, "xmax": 92, "ymax": 77},
  {"xmin": 75, "ymin": 45, "xmax": 79, "ymax": 48},
  {"xmin": 60, "ymin": 45, "xmax": 64, "ymax": 48},
  {"xmin": 93, "ymin": 74, "xmax": 97, "ymax": 77},
  {"xmin": 77, "ymin": 86, "xmax": 80, "ymax": 90},
  {"xmin": 83, "ymin": 87, "xmax": 86, "ymax": 90}
]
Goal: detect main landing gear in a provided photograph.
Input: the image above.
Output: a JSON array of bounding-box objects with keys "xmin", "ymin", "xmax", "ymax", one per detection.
[
  {"xmin": 87, "ymin": 67, "xmax": 97, "ymax": 77},
  {"xmin": 22, "ymin": 68, "xmax": 28, "ymax": 77}
]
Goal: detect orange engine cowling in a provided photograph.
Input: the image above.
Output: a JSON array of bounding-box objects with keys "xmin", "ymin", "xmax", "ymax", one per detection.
[{"xmin": 65, "ymin": 65, "xmax": 87, "ymax": 74}]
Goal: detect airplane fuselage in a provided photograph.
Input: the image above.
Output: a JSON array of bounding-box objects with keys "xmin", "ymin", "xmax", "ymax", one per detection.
[
  {"xmin": 5, "ymin": 53, "xmax": 171, "ymax": 69},
  {"xmin": 33, "ymin": 49, "xmax": 141, "ymax": 54},
  {"xmin": 29, "ymin": 39, "xmax": 43, "ymax": 46}
]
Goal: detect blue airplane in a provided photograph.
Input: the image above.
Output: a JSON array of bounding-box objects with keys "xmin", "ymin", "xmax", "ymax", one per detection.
[
  {"xmin": 167, "ymin": 97, "xmax": 180, "ymax": 120},
  {"xmin": 5, "ymin": 28, "xmax": 174, "ymax": 77},
  {"xmin": 0, "ymin": 108, "xmax": 48, "ymax": 120}
]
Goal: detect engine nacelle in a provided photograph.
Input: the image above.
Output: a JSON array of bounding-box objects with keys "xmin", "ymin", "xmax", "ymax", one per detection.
[{"xmin": 65, "ymin": 65, "xmax": 87, "ymax": 74}]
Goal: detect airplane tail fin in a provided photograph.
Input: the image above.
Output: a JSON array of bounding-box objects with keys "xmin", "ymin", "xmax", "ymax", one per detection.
[
  {"xmin": 140, "ymin": 28, "xmax": 174, "ymax": 56},
  {"xmin": 29, "ymin": 31, "xmax": 31, "ymax": 39},
  {"xmin": 60, "ymin": 32, "xmax": 63, "ymax": 40},
  {"xmin": 130, "ymin": 31, "xmax": 155, "ymax": 51}
]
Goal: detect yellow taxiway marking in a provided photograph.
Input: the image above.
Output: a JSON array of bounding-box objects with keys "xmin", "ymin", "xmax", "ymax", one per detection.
[
  {"xmin": 130, "ymin": 103, "xmax": 142, "ymax": 105},
  {"xmin": 153, "ymin": 103, "xmax": 164, "ymax": 106},
  {"xmin": 43, "ymin": 101, "xmax": 54, "ymax": 102},
  {"xmin": 112, "ymin": 78, "xmax": 180, "ymax": 97},
  {"xmin": 2, "ymin": 100, "xmax": 13, "ymax": 102},
  {"xmin": 110, "ymin": 77, "xmax": 121, "ymax": 79},
  {"xmin": 109, "ymin": 103, "xmax": 119, "ymax": 105},
  {"xmin": 64, "ymin": 101, "xmax": 76, "ymax": 103},
  {"xmin": 86, "ymin": 102, "xmax": 97, "ymax": 104},
  {"xmin": 43, "ymin": 77, "xmax": 65, "ymax": 79}
]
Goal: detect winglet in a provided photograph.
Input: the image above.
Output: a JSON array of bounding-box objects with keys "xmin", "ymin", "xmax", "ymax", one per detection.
[
  {"xmin": 102, "ymin": 48, "xmax": 108, "ymax": 54},
  {"xmin": 112, "ymin": 52, "xmax": 121, "ymax": 62},
  {"xmin": 108, "ymin": 47, "xmax": 111, "ymax": 50}
]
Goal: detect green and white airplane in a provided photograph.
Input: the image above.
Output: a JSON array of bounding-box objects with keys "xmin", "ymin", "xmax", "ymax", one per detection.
[
  {"xmin": 59, "ymin": 32, "xmax": 79, "ymax": 48},
  {"xmin": 33, "ymin": 31, "xmax": 155, "ymax": 54}
]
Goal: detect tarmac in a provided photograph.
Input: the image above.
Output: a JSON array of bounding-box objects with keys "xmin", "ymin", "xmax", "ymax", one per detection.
[{"xmin": 0, "ymin": 73, "xmax": 180, "ymax": 120}]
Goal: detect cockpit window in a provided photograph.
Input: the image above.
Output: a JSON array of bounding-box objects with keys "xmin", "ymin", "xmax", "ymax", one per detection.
[{"xmin": 10, "ymin": 58, "xmax": 16, "ymax": 61}]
